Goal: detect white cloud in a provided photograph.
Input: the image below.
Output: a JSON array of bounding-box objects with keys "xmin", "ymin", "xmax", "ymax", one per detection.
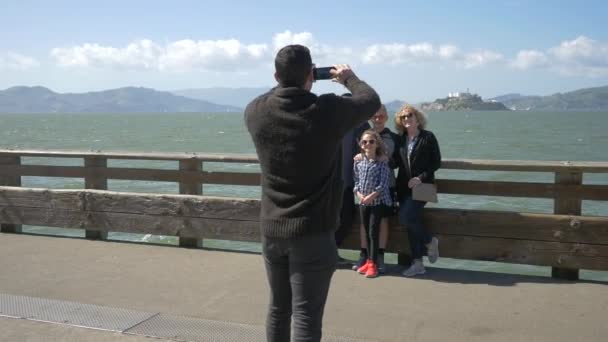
[
  {"xmin": 0, "ymin": 52, "xmax": 39, "ymax": 70},
  {"xmin": 362, "ymin": 42, "xmax": 502, "ymax": 69},
  {"xmin": 508, "ymin": 36, "xmax": 608, "ymax": 76},
  {"xmin": 511, "ymin": 50, "xmax": 548, "ymax": 69},
  {"xmin": 362, "ymin": 43, "xmax": 435, "ymax": 65},
  {"xmin": 158, "ymin": 39, "xmax": 268, "ymax": 71},
  {"xmin": 45, "ymin": 33, "xmax": 608, "ymax": 77},
  {"xmin": 548, "ymin": 36, "xmax": 608, "ymax": 76},
  {"xmin": 50, "ymin": 31, "xmax": 355, "ymax": 72},
  {"xmin": 52, "ymin": 39, "xmax": 270, "ymax": 72},
  {"xmin": 409, "ymin": 43, "xmax": 435, "ymax": 58},
  {"xmin": 271, "ymin": 30, "xmax": 354, "ymax": 64},
  {"xmin": 550, "ymin": 36, "xmax": 601, "ymax": 61},
  {"xmin": 464, "ymin": 50, "xmax": 504, "ymax": 68},
  {"xmin": 51, "ymin": 40, "xmax": 162, "ymax": 69},
  {"xmin": 438, "ymin": 45, "xmax": 461, "ymax": 59},
  {"xmin": 272, "ymin": 31, "xmax": 315, "ymax": 51}
]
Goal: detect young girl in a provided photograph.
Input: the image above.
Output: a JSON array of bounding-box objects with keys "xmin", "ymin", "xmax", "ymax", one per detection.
[{"xmin": 353, "ymin": 130, "xmax": 393, "ymax": 278}]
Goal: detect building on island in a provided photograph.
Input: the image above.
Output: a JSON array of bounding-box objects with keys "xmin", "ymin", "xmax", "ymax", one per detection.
[{"xmin": 448, "ymin": 88, "xmax": 471, "ymax": 99}]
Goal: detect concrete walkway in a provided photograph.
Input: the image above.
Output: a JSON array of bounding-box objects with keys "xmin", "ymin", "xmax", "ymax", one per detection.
[{"xmin": 0, "ymin": 233, "xmax": 606, "ymax": 342}]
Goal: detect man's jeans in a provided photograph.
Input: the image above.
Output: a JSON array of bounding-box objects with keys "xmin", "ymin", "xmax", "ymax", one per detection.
[
  {"xmin": 263, "ymin": 231, "xmax": 338, "ymax": 342},
  {"xmin": 335, "ymin": 186, "xmax": 355, "ymax": 247}
]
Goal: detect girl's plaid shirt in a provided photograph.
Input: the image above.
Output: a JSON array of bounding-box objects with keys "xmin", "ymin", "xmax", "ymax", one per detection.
[{"xmin": 353, "ymin": 157, "xmax": 393, "ymax": 206}]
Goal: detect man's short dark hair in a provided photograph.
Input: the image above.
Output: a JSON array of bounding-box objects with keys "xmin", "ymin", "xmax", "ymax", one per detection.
[{"xmin": 275, "ymin": 45, "xmax": 313, "ymax": 87}]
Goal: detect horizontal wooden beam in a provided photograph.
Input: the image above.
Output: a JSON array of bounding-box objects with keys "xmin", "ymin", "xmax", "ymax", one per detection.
[
  {"xmin": 341, "ymin": 210, "xmax": 608, "ymax": 247},
  {"xmin": 422, "ymin": 209, "xmax": 608, "ymax": 245},
  {"xmin": 4, "ymin": 165, "xmax": 608, "ymax": 199},
  {"xmin": 2, "ymin": 205, "xmax": 607, "ymax": 270},
  {"xmin": 0, "ymin": 186, "xmax": 261, "ymax": 220},
  {"xmin": 441, "ymin": 159, "xmax": 608, "ymax": 173},
  {"xmin": 0, "ymin": 206, "xmax": 260, "ymax": 242},
  {"xmin": 0, "ymin": 149, "xmax": 259, "ymax": 163},
  {"xmin": 430, "ymin": 234, "xmax": 608, "ymax": 270},
  {"xmin": 0, "ymin": 165, "xmax": 260, "ymax": 185},
  {"xmin": 1, "ymin": 186, "xmax": 608, "ymax": 270},
  {"xmin": 2, "ymin": 150, "xmax": 608, "ymax": 172},
  {"xmin": 436, "ymin": 179, "xmax": 608, "ymax": 200},
  {"xmin": 1, "ymin": 186, "xmax": 607, "ymax": 244},
  {"xmin": 340, "ymin": 228, "xmax": 608, "ymax": 270}
]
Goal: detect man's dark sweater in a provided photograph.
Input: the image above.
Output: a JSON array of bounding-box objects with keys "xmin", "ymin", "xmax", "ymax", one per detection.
[{"xmin": 245, "ymin": 76, "xmax": 380, "ymax": 239}]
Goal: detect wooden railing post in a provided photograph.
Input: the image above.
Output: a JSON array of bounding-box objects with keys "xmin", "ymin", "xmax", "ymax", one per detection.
[
  {"xmin": 552, "ymin": 171, "xmax": 582, "ymax": 280},
  {"xmin": 178, "ymin": 159, "xmax": 203, "ymax": 248},
  {"xmin": 0, "ymin": 156, "xmax": 22, "ymax": 233},
  {"xmin": 397, "ymin": 252, "xmax": 412, "ymax": 267},
  {"xmin": 84, "ymin": 156, "xmax": 108, "ymax": 240}
]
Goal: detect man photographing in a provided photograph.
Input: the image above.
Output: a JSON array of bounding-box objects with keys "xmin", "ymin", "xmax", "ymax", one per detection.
[{"xmin": 245, "ymin": 44, "xmax": 380, "ymax": 342}]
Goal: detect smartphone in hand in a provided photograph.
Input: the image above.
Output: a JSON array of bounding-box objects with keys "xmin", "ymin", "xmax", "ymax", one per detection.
[{"xmin": 313, "ymin": 67, "xmax": 335, "ymax": 81}]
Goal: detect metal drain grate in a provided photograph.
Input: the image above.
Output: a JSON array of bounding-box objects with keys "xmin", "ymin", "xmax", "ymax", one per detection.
[
  {"xmin": 124, "ymin": 313, "xmax": 374, "ymax": 342},
  {"xmin": 124, "ymin": 313, "xmax": 266, "ymax": 342},
  {"xmin": 0, "ymin": 293, "xmax": 156, "ymax": 331},
  {"xmin": 1, "ymin": 293, "xmax": 375, "ymax": 341}
]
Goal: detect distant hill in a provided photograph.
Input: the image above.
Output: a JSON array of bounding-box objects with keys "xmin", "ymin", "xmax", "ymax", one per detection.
[
  {"xmin": 489, "ymin": 93, "xmax": 526, "ymax": 103},
  {"xmin": 490, "ymin": 86, "xmax": 608, "ymax": 111},
  {"xmin": 420, "ymin": 93, "xmax": 509, "ymax": 111},
  {"xmin": 6, "ymin": 84, "xmax": 605, "ymax": 114},
  {"xmin": 0, "ymin": 86, "xmax": 241, "ymax": 113},
  {"xmin": 384, "ymin": 100, "xmax": 407, "ymax": 114},
  {"xmin": 175, "ymin": 88, "xmax": 415, "ymax": 114},
  {"xmin": 173, "ymin": 87, "xmax": 270, "ymax": 109}
]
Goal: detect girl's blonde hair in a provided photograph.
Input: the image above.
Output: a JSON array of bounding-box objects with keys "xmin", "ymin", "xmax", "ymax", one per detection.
[
  {"xmin": 359, "ymin": 130, "xmax": 387, "ymax": 158},
  {"xmin": 394, "ymin": 104, "xmax": 428, "ymax": 133}
]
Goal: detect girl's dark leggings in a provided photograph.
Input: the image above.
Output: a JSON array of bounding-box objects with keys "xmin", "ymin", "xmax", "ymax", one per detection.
[{"xmin": 359, "ymin": 205, "xmax": 384, "ymax": 263}]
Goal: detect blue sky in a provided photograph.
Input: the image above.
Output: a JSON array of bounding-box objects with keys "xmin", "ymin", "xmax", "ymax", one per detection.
[{"xmin": 1, "ymin": 0, "xmax": 607, "ymax": 102}]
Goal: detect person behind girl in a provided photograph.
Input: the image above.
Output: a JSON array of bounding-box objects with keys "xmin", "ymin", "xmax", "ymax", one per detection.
[
  {"xmin": 352, "ymin": 105, "xmax": 400, "ymax": 274},
  {"xmin": 353, "ymin": 130, "xmax": 393, "ymax": 278}
]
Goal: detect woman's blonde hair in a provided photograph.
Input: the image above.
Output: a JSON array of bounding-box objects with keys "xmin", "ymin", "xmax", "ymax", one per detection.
[
  {"xmin": 394, "ymin": 104, "xmax": 427, "ymax": 133},
  {"xmin": 359, "ymin": 130, "xmax": 387, "ymax": 157}
]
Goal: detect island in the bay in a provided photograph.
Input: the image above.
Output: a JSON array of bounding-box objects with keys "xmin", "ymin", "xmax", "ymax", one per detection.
[{"xmin": 419, "ymin": 90, "xmax": 509, "ymax": 111}]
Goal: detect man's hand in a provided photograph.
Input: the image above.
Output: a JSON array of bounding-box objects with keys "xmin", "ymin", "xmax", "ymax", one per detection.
[
  {"xmin": 331, "ymin": 64, "xmax": 355, "ymax": 85},
  {"xmin": 408, "ymin": 177, "xmax": 422, "ymax": 189}
]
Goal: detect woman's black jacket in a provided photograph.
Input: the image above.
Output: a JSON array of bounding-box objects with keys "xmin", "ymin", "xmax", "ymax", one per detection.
[{"xmin": 392, "ymin": 129, "xmax": 442, "ymax": 201}]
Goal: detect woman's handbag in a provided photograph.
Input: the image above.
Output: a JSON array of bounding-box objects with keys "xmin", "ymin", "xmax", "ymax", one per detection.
[{"xmin": 412, "ymin": 183, "xmax": 438, "ymax": 203}]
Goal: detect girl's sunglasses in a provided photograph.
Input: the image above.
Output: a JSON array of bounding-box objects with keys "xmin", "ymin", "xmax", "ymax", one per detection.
[{"xmin": 361, "ymin": 139, "xmax": 376, "ymax": 145}]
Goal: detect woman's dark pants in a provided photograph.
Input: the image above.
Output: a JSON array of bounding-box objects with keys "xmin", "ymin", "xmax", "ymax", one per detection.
[{"xmin": 398, "ymin": 196, "xmax": 431, "ymax": 259}]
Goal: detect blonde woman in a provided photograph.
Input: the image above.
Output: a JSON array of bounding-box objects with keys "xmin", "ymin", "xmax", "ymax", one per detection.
[{"xmin": 393, "ymin": 105, "xmax": 441, "ymax": 276}]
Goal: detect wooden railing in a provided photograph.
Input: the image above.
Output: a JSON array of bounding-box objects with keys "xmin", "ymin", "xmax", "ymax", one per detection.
[{"xmin": 1, "ymin": 149, "xmax": 608, "ymax": 280}]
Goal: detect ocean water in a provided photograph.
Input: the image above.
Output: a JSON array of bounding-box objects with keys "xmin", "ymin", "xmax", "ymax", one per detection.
[{"xmin": 1, "ymin": 110, "xmax": 607, "ymax": 281}]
